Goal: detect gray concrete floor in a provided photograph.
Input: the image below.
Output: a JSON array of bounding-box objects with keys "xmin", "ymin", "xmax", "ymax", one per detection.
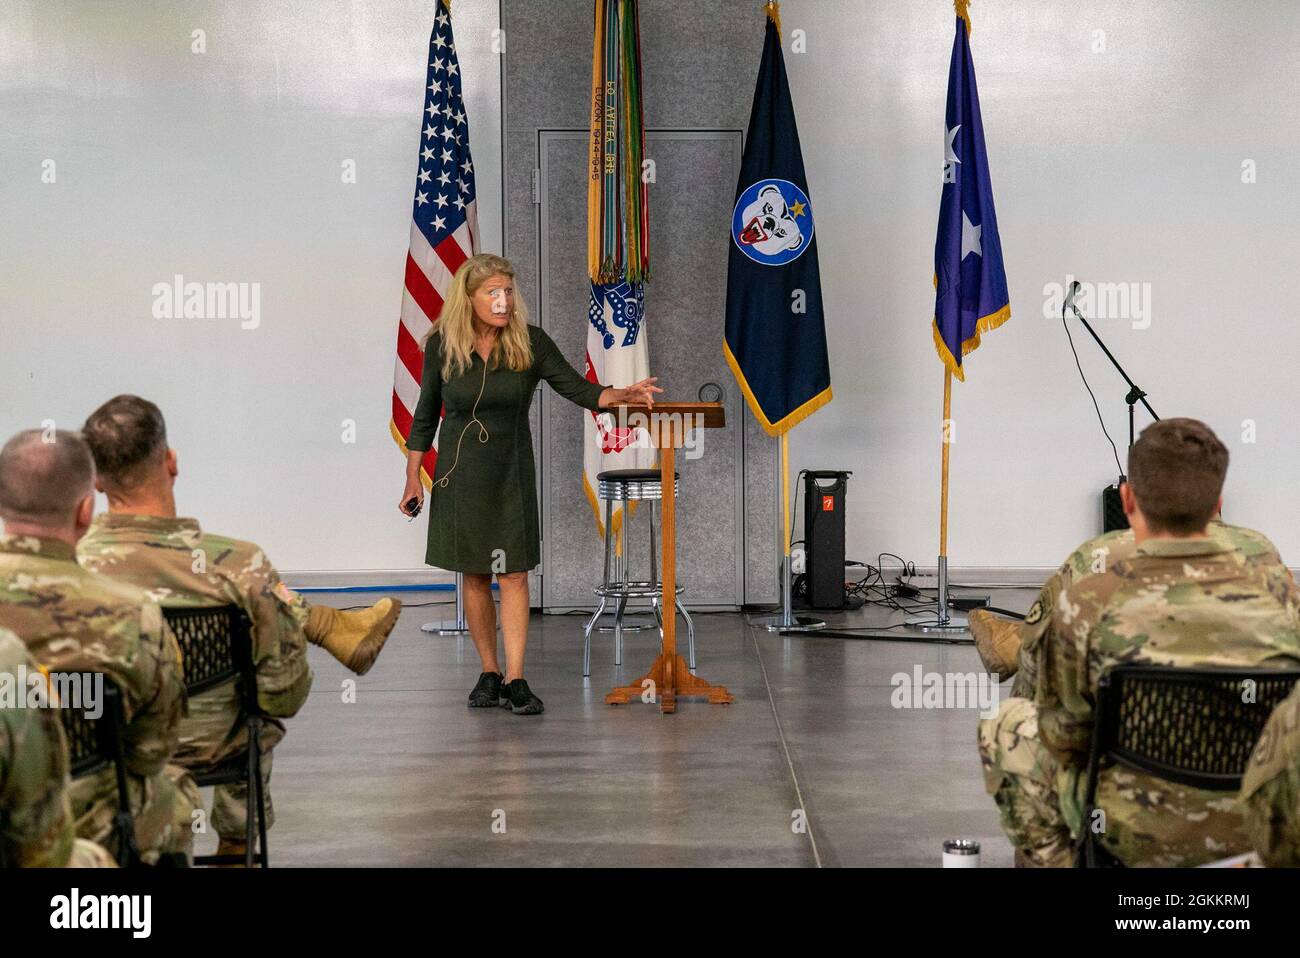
[{"xmin": 195, "ymin": 586, "xmax": 1038, "ymax": 867}]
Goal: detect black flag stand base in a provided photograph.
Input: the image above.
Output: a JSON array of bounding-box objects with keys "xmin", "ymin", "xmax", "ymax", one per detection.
[
  {"xmin": 421, "ymin": 571, "xmax": 471, "ymax": 636},
  {"xmin": 905, "ymin": 555, "xmax": 969, "ymax": 634}
]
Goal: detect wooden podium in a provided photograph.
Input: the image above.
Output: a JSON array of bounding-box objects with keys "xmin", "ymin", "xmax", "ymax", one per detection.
[{"xmin": 604, "ymin": 402, "xmax": 734, "ymax": 713}]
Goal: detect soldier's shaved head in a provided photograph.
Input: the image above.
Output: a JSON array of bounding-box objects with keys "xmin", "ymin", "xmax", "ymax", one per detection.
[
  {"xmin": 82, "ymin": 395, "xmax": 169, "ymax": 493},
  {"xmin": 0, "ymin": 429, "xmax": 95, "ymax": 526}
]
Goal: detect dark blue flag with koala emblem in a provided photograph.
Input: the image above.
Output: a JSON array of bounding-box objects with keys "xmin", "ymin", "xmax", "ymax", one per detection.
[{"xmin": 723, "ymin": 4, "xmax": 831, "ymax": 436}]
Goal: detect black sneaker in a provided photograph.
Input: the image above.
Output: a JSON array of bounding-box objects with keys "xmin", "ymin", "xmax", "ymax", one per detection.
[
  {"xmin": 467, "ymin": 671, "xmax": 504, "ymax": 708},
  {"xmin": 499, "ymin": 678, "xmax": 544, "ymax": 715}
]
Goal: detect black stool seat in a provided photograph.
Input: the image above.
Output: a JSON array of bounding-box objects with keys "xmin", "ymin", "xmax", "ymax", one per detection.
[{"xmin": 596, "ymin": 468, "xmax": 679, "ymax": 482}]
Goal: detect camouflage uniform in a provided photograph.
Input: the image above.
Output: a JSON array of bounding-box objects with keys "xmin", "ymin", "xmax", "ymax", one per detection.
[
  {"xmin": 1240, "ymin": 680, "xmax": 1300, "ymax": 866},
  {"xmin": 0, "ymin": 534, "xmax": 198, "ymax": 864},
  {"xmin": 981, "ymin": 535, "xmax": 1300, "ymax": 867},
  {"xmin": 77, "ymin": 514, "xmax": 313, "ymax": 841},
  {"xmin": 1011, "ymin": 520, "xmax": 1284, "ymax": 699},
  {"xmin": 0, "ymin": 626, "xmax": 114, "ymax": 867}
]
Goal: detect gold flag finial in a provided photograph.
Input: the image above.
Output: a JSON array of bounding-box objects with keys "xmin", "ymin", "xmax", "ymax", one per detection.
[
  {"xmin": 764, "ymin": 1, "xmax": 782, "ymax": 39},
  {"xmin": 954, "ymin": 0, "xmax": 971, "ymax": 35}
]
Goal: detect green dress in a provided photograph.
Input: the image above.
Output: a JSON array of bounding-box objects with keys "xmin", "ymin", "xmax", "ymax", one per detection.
[{"xmin": 407, "ymin": 324, "xmax": 606, "ymax": 573}]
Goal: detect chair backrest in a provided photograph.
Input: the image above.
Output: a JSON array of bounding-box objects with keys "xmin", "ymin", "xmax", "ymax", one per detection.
[
  {"xmin": 57, "ymin": 678, "xmax": 141, "ymax": 866},
  {"xmin": 59, "ymin": 679, "xmax": 126, "ymax": 780},
  {"xmin": 162, "ymin": 605, "xmax": 256, "ymax": 702},
  {"xmin": 1091, "ymin": 664, "xmax": 1300, "ymax": 792}
]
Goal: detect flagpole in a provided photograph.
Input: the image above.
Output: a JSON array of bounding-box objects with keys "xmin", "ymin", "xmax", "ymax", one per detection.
[
  {"xmin": 907, "ymin": 367, "xmax": 967, "ymax": 632},
  {"xmin": 750, "ymin": 428, "xmax": 824, "ymax": 633}
]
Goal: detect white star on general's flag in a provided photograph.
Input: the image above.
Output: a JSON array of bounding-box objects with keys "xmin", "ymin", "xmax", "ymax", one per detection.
[
  {"xmin": 415, "ymin": 191, "xmax": 428, "ymax": 207},
  {"xmin": 945, "ymin": 124, "xmax": 961, "ymax": 164},
  {"xmin": 961, "ymin": 211, "xmax": 982, "ymax": 260}
]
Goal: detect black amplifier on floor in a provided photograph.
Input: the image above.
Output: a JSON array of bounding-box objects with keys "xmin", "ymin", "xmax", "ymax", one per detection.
[
  {"xmin": 804, "ymin": 471, "xmax": 851, "ymax": 610},
  {"xmin": 1103, "ymin": 479, "xmax": 1128, "ymax": 533}
]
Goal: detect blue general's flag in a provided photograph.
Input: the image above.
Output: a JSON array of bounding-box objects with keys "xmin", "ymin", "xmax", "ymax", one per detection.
[
  {"xmin": 933, "ymin": 6, "xmax": 1009, "ymax": 381},
  {"xmin": 724, "ymin": 7, "xmax": 831, "ymax": 436}
]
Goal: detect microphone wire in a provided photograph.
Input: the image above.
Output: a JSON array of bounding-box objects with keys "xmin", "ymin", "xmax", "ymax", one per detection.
[{"xmin": 1061, "ymin": 305, "xmax": 1124, "ymax": 479}]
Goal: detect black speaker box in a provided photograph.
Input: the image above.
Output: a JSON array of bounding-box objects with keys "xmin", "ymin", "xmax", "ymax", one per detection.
[
  {"xmin": 1102, "ymin": 483, "xmax": 1128, "ymax": 533},
  {"xmin": 804, "ymin": 471, "xmax": 851, "ymax": 610}
]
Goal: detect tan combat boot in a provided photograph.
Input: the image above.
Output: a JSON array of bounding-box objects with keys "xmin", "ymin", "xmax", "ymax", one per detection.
[
  {"xmin": 968, "ymin": 608, "xmax": 1022, "ymax": 679},
  {"xmin": 304, "ymin": 598, "xmax": 402, "ymax": 676}
]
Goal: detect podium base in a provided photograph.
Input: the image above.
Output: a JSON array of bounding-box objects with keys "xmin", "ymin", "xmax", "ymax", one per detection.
[{"xmin": 606, "ymin": 654, "xmax": 733, "ymax": 714}]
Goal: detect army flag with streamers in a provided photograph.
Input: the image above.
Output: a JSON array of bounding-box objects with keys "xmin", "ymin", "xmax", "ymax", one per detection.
[
  {"xmin": 723, "ymin": 3, "xmax": 831, "ymax": 436},
  {"xmin": 582, "ymin": 0, "xmax": 655, "ymax": 537},
  {"xmin": 932, "ymin": 2, "xmax": 1010, "ymax": 380}
]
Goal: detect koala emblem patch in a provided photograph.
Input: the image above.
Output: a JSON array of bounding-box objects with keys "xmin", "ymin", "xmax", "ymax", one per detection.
[{"xmin": 732, "ymin": 179, "xmax": 814, "ymax": 266}]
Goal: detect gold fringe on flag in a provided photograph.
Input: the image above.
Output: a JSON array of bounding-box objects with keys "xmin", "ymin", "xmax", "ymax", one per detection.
[
  {"xmin": 954, "ymin": 0, "xmax": 971, "ymax": 36},
  {"xmin": 764, "ymin": 1, "xmax": 781, "ymax": 39}
]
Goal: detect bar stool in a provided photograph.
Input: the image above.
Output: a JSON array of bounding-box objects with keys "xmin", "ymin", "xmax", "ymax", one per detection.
[{"xmin": 583, "ymin": 468, "xmax": 696, "ymax": 677}]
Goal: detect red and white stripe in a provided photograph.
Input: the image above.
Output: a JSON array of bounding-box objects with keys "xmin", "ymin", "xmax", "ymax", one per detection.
[{"xmin": 391, "ymin": 205, "xmax": 477, "ymax": 483}]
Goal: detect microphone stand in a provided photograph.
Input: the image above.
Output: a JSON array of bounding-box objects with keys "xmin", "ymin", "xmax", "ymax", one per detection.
[{"xmin": 1065, "ymin": 296, "xmax": 1160, "ymax": 461}]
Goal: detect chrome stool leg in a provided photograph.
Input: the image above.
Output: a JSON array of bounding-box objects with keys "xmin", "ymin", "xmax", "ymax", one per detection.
[
  {"xmin": 677, "ymin": 597, "xmax": 697, "ymax": 672},
  {"xmin": 614, "ymin": 592, "xmax": 628, "ymax": 666},
  {"xmin": 583, "ymin": 496, "xmax": 617, "ymax": 677},
  {"xmin": 649, "ymin": 502, "xmax": 664, "ymax": 648},
  {"xmin": 582, "ymin": 594, "xmax": 605, "ymax": 678}
]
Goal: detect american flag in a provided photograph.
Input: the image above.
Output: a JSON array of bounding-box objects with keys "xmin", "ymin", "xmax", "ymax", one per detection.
[{"xmin": 391, "ymin": 0, "xmax": 478, "ymax": 485}]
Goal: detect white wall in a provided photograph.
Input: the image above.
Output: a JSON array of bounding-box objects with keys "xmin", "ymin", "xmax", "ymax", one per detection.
[
  {"xmin": 782, "ymin": 0, "xmax": 1300, "ymax": 571},
  {"xmin": 3, "ymin": 0, "xmax": 1296, "ymax": 579},
  {"xmin": 0, "ymin": 0, "xmax": 501, "ymax": 578}
]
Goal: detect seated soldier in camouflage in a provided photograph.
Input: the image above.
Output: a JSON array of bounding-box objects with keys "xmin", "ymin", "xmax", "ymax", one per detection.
[
  {"xmin": 1, "ymin": 626, "xmax": 116, "ymax": 867},
  {"xmin": 0, "ymin": 430, "xmax": 198, "ymax": 865},
  {"xmin": 969, "ymin": 515, "xmax": 1285, "ymax": 699},
  {"xmin": 76, "ymin": 395, "xmax": 401, "ymax": 862},
  {"xmin": 1239, "ymin": 680, "xmax": 1300, "ymax": 866},
  {"xmin": 979, "ymin": 419, "xmax": 1300, "ymax": 867}
]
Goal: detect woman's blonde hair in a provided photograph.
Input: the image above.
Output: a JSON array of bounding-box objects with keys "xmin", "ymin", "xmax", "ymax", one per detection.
[{"xmin": 422, "ymin": 253, "xmax": 533, "ymax": 380}]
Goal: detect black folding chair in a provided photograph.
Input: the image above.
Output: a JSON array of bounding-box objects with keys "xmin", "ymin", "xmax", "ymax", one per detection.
[
  {"xmin": 1078, "ymin": 663, "xmax": 1300, "ymax": 867},
  {"xmin": 163, "ymin": 605, "xmax": 269, "ymax": 868},
  {"xmin": 59, "ymin": 678, "xmax": 141, "ymax": 867}
]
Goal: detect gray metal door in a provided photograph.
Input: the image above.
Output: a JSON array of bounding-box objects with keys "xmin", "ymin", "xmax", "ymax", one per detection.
[{"xmin": 536, "ymin": 129, "xmax": 769, "ymax": 610}]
